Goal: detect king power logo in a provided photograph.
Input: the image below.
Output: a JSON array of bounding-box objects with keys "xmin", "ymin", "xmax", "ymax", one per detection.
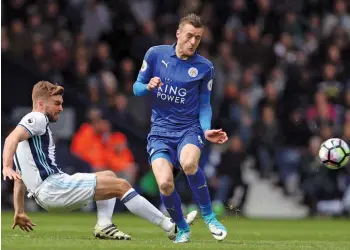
[{"xmin": 156, "ymin": 85, "xmax": 187, "ymax": 104}]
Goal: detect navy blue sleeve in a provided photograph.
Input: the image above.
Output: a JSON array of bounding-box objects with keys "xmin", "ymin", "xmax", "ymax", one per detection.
[{"xmin": 199, "ymin": 64, "xmax": 214, "ymax": 132}]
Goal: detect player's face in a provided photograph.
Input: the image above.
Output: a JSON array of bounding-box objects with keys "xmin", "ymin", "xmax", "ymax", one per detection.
[
  {"xmin": 176, "ymin": 23, "xmax": 203, "ymax": 57},
  {"xmin": 45, "ymin": 95, "xmax": 63, "ymax": 122}
]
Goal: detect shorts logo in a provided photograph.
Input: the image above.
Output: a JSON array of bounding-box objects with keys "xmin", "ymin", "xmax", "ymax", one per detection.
[
  {"xmin": 207, "ymin": 79, "xmax": 213, "ymax": 91},
  {"xmin": 140, "ymin": 60, "xmax": 148, "ymax": 72},
  {"xmin": 197, "ymin": 135, "xmax": 204, "ymax": 146},
  {"xmin": 188, "ymin": 67, "xmax": 198, "ymax": 77},
  {"xmin": 26, "ymin": 117, "xmax": 36, "ymax": 125},
  {"xmin": 150, "ymin": 148, "xmax": 155, "ymax": 156}
]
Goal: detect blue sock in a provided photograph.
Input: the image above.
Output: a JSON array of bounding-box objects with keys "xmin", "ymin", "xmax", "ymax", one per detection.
[
  {"xmin": 160, "ymin": 190, "xmax": 189, "ymax": 231},
  {"xmin": 186, "ymin": 168, "xmax": 213, "ymax": 216}
]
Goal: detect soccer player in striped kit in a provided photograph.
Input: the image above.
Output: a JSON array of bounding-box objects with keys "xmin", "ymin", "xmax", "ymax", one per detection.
[{"xmin": 2, "ymin": 81, "xmax": 196, "ymax": 240}]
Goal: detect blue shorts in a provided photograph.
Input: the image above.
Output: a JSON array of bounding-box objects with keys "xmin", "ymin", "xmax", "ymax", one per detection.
[{"xmin": 147, "ymin": 128, "xmax": 205, "ymax": 168}]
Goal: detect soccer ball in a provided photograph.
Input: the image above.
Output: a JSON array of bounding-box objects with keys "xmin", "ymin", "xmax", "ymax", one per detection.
[{"xmin": 319, "ymin": 138, "xmax": 350, "ymax": 169}]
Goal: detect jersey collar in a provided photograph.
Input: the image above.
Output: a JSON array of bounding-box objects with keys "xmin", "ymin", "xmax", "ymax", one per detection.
[{"xmin": 170, "ymin": 43, "xmax": 177, "ymax": 57}]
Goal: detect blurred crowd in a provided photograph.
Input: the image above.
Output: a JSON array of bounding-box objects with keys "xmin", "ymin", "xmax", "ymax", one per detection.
[{"xmin": 2, "ymin": 0, "xmax": 350, "ymax": 216}]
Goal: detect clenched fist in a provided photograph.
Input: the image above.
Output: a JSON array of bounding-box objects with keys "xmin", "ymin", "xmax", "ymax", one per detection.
[{"xmin": 147, "ymin": 77, "xmax": 163, "ymax": 91}]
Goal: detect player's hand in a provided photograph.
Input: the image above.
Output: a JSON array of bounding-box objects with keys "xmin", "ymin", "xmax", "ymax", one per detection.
[
  {"xmin": 12, "ymin": 213, "xmax": 36, "ymax": 232},
  {"xmin": 204, "ymin": 129, "xmax": 228, "ymax": 144},
  {"xmin": 147, "ymin": 77, "xmax": 163, "ymax": 91},
  {"xmin": 2, "ymin": 167, "xmax": 21, "ymax": 181}
]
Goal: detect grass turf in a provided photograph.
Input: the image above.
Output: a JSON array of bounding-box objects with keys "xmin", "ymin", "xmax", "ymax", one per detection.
[{"xmin": 1, "ymin": 211, "xmax": 350, "ymax": 250}]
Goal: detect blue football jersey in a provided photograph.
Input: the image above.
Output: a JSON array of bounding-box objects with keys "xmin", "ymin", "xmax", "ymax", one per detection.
[{"xmin": 136, "ymin": 44, "xmax": 214, "ymax": 132}]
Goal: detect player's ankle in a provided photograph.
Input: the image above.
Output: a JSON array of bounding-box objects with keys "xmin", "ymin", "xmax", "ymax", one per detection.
[
  {"xmin": 158, "ymin": 216, "xmax": 173, "ymax": 232},
  {"xmin": 178, "ymin": 226, "xmax": 190, "ymax": 232},
  {"xmin": 176, "ymin": 218, "xmax": 190, "ymax": 231},
  {"xmin": 96, "ymin": 221, "xmax": 113, "ymax": 228},
  {"xmin": 200, "ymin": 204, "xmax": 214, "ymax": 217},
  {"xmin": 202, "ymin": 212, "xmax": 216, "ymax": 220}
]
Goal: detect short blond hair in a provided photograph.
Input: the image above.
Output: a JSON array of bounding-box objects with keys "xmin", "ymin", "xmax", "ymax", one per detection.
[
  {"xmin": 178, "ymin": 13, "xmax": 203, "ymax": 29},
  {"xmin": 32, "ymin": 81, "xmax": 64, "ymax": 104}
]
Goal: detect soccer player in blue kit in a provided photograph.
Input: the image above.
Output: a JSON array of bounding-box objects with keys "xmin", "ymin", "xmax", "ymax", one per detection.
[{"xmin": 133, "ymin": 13, "xmax": 228, "ymax": 243}]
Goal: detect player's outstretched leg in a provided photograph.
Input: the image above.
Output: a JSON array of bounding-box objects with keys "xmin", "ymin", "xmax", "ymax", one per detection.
[
  {"xmin": 160, "ymin": 191, "xmax": 191, "ymax": 243},
  {"xmin": 94, "ymin": 171, "xmax": 131, "ymax": 240},
  {"xmin": 93, "ymin": 171, "xmax": 196, "ymax": 240},
  {"xmin": 181, "ymin": 144, "xmax": 227, "ymax": 241},
  {"xmin": 152, "ymin": 157, "xmax": 191, "ymax": 243}
]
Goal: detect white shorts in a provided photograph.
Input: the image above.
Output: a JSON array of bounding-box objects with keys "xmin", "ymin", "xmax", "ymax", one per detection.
[{"xmin": 33, "ymin": 172, "xmax": 97, "ymax": 212}]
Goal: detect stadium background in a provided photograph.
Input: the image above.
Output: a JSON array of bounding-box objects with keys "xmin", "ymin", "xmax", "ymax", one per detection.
[{"xmin": 1, "ymin": 0, "xmax": 350, "ymax": 219}]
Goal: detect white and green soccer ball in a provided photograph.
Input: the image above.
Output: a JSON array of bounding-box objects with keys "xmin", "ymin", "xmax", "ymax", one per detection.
[{"xmin": 319, "ymin": 138, "xmax": 350, "ymax": 169}]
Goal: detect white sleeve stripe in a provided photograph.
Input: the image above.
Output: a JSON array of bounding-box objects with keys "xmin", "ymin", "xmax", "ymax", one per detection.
[{"xmin": 18, "ymin": 124, "xmax": 33, "ymax": 136}]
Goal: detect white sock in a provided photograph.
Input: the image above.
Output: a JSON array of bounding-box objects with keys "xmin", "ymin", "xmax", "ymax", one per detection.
[
  {"xmin": 158, "ymin": 216, "xmax": 173, "ymax": 232},
  {"xmin": 121, "ymin": 188, "xmax": 168, "ymax": 229},
  {"xmin": 96, "ymin": 198, "xmax": 116, "ymax": 227}
]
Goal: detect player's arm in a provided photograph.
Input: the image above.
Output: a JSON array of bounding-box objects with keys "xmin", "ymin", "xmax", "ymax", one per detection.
[
  {"xmin": 2, "ymin": 126, "xmax": 31, "ymax": 180},
  {"xmin": 3, "ymin": 113, "xmax": 47, "ymax": 180},
  {"xmin": 200, "ymin": 65, "xmax": 228, "ymax": 144},
  {"xmin": 4, "ymin": 129, "xmax": 36, "ymax": 231},
  {"xmin": 133, "ymin": 47, "xmax": 162, "ymax": 96},
  {"xmin": 12, "ymin": 178, "xmax": 36, "ymax": 232},
  {"xmin": 199, "ymin": 66, "xmax": 214, "ymax": 133},
  {"xmin": 13, "ymin": 179, "xmax": 26, "ymax": 214}
]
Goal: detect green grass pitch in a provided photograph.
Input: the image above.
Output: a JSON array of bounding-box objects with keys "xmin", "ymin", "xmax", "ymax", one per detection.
[{"xmin": 1, "ymin": 211, "xmax": 350, "ymax": 250}]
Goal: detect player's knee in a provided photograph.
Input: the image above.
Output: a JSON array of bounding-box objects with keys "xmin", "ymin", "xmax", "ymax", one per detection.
[
  {"xmin": 159, "ymin": 180, "xmax": 174, "ymax": 195},
  {"xmin": 104, "ymin": 170, "xmax": 116, "ymax": 178},
  {"xmin": 118, "ymin": 178, "xmax": 132, "ymax": 192},
  {"xmin": 181, "ymin": 159, "xmax": 198, "ymax": 175},
  {"xmin": 115, "ymin": 178, "xmax": 132, "ymax": 198}
]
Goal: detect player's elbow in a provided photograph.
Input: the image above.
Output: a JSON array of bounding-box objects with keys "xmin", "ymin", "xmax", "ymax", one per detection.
[
  {"xmin": 133, "ymin": 82, "xmax": 140, "ymax": 96},
  {"xmin": 14, "ymin": 179, "xmax": 25, "ymax": 189},
  {"xmin": 133, "ymin": 80, "xmax": 148, "ymax": 96},
  {"xmin": 13, "ymin": 179, "xmax": 25, "ymax": 196},
  {"xmin": 199, "ymin": 104, "xmax": 212, "ymax": 115},
  {"xmin": 199, "ymin": 92, "xmax": 211, "ymax": 104}
]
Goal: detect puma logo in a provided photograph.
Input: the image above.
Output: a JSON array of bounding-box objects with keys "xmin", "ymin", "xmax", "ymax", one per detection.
[{"xmin": 162, "ymin": 60, "xmax": 170, "ymax": 68}]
